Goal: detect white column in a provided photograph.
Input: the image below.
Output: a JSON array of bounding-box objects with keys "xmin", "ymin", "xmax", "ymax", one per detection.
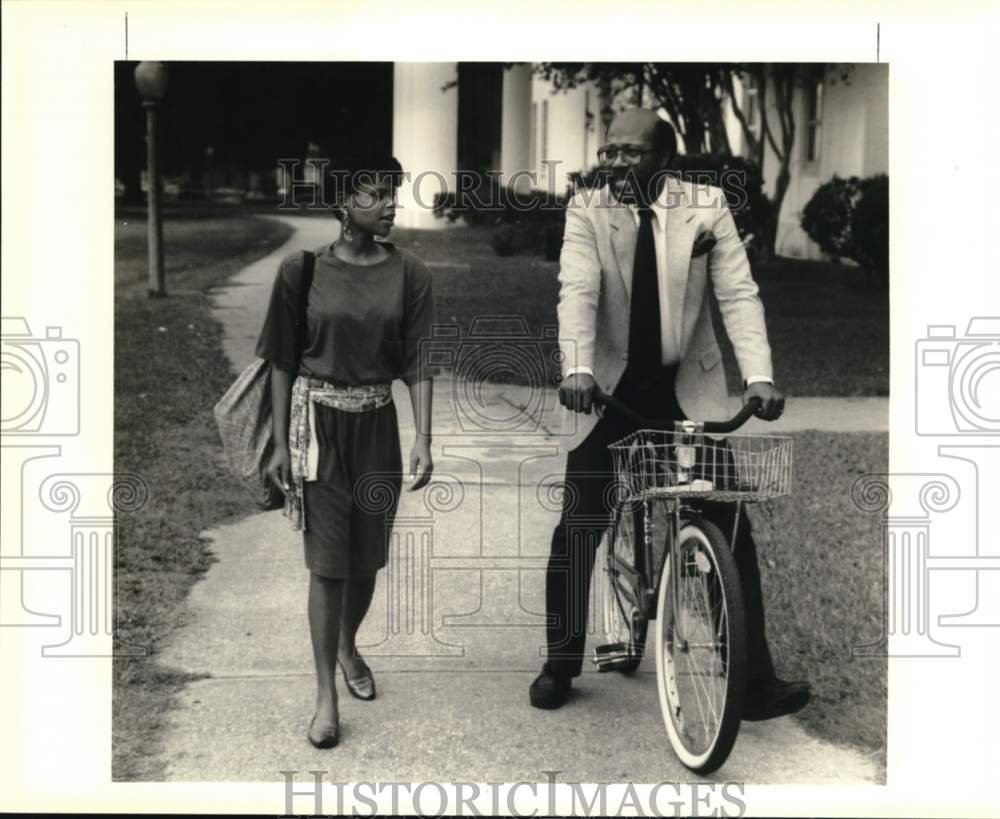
[
  {"xmin": 500, "ymin": 63, "xmax": 532, "ymax": 192},
  {"xmin": 392, "ymin": 63, "xmax": 459, "ymax": 230}
]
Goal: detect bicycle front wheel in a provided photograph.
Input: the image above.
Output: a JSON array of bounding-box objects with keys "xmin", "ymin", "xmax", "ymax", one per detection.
[{"xmin": 654, "ymin": 516, "xmax": 746, "ymax": 775}]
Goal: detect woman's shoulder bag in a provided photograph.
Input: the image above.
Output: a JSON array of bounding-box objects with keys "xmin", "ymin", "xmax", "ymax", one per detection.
[{"xmin": 213, "ymin": 250, "xmax": 315, "ymax": 510}]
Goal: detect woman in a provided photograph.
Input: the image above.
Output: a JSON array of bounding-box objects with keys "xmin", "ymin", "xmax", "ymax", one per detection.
[{"xmin": 255, "ymin": 152, "xmax": 435, "ymax": 749}]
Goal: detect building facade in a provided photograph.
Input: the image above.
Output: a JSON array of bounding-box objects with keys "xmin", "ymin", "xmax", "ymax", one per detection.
[
  {"xmin": 723, "ymin": 64, "xmax": 889, "ymax": 258},
  {"xmin": 382, "ymin": 63, "xmax": 889, "ymax": 260}
]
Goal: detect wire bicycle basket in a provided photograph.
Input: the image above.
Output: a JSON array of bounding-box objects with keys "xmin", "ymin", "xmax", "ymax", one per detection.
[{"xmin": 609, "ymin": 428, "xmax": 793, "ymax": 504}]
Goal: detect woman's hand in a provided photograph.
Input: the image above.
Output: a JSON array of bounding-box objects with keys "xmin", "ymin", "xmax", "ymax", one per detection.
[
  {"xmin": 408, "ymin": 437, "xmax": 433, "ymax": 491},
  {"xmin": 265, "ymin": 443, "xmax": 293, "ymax": 494}
]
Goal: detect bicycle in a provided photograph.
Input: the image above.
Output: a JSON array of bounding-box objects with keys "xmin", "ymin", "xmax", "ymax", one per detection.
[{"xmin": 590, "ymin": 390, "xmax": 793, "ymax": 775}]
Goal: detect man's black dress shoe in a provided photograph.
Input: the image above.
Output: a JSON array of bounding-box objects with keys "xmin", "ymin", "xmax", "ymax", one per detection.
[
  {"xmin": 743, "ymin": 677, "xmax": 811, "ymax": 721},
  {"xmin": 529, "ymin": 664, "xmax": 572, "ymax": 709}
]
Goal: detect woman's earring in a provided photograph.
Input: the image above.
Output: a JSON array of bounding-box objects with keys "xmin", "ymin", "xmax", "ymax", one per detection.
[{"xmin": 341, "ymin": 210, "xmax": 354, "ymax": 241}]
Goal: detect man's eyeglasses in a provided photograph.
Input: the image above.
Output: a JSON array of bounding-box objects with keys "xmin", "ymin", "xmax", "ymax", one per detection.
[{"xmin": 597, "ymin": 144, "xmax": 656, "ymax": 166}]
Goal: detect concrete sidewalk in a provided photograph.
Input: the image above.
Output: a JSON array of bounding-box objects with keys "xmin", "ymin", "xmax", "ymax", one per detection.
[{"xmin": 157, "ymin": 215, "xmax": 886, "ymax": 783}]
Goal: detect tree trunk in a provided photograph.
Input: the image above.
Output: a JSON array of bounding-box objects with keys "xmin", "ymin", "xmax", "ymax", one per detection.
[
  {"xmin": 761, "ymin": 66, "xmax": 797, "ymax": 257},
  {"xmin": 768, "ymin": 162, "xmax": 791, "ymax": 255},
  {"xmin": 681, "ymin": 126, "xmax": 703, "ymax": 155},
  {"xmin": 708, "ymin": 109, "xmax": 732, "ymax": 156},
  {"xmin": 722, "ymin": 67, "xmax": 763, "ymax": 166}
]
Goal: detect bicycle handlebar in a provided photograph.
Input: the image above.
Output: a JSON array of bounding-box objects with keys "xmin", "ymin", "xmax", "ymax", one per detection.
[{"xmin": 591, "ymin": 389, "xmax": 763, "ymax": 433}]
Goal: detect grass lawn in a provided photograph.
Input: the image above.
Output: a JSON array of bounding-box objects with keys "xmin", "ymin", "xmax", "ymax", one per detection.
[
  {"xmin": 724, "ymin": 257, "xmax": 889, "ymax": 397},
  {"xmin": 750, "ymin": 430, "xmax": 888, "ymax": 764},
  {"xmin": 113, "ymin": 212, "xmax": 294, "ymax": 780},
  {"xmin": 393, "ymin": 225, "xmax": 889, "ymax": 397}
]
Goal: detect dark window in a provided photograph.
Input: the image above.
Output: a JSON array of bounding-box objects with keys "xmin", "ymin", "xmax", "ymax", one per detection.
[{"xmin": 804, "ymin": 79, "xmax": 824, "ymax": 163}]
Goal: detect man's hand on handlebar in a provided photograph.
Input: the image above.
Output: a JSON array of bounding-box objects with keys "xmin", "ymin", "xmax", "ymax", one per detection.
[
  {"xmin": 744, "ymin": 381, "xmax": 784, "ymax": 421},
  {"xmin": 559, "ymin": 372, "xmax": 598, "ymax": 414}
]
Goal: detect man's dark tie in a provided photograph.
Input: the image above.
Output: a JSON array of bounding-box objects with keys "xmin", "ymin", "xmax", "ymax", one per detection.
[{"xmin": 626, "ymin": 206, "xmax": 661, "ymax": 386}]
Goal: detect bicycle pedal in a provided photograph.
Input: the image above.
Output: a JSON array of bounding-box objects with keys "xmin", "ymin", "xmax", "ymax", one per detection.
[{"xmin": 593, "ymin": 642, "xmax": 630, "ymax": 672}]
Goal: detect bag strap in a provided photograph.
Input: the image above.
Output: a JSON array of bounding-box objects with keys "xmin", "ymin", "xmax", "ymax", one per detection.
[{"xmin": 294, "ymin": 250, "xmax": 316, "ymax": 363}]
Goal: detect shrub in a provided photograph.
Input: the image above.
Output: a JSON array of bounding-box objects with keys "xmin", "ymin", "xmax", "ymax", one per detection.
[
  {"xmin": 800, "ymin": 175, "xmax": 861, "ymax": 262},
  {"xmin": 433, "ymin": 182, "xmax": 501, "ymax": 227},
  {"xmin": 491, "ymin": 225, "xmax": 517, "ymax": 256},
  {"xmin": 851, "ymin": 174, "xmax": 889, "ymax": 284},
  {"xmin": 433, "ymin": 178, "xmax": 564, "ymax": 226},
  {"xmin": 543, "ymin": 221, "xmax": 563, "ymax": 261},
  {"xmin": 434, "ymin": 177, "xmax": 567, "ymax": 258},
  {"xmin": 801, "ymin": 173, "xmax": 888, "ymax": 285},
  {"xmin": 489, "ymin": 215, "xmax": 565, "ymax": 260}
]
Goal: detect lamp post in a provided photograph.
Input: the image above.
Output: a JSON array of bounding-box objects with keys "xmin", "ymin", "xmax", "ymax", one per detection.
[
  {"xmin": 134, "ymin": 61, "xmax": 168, "ymax": 298},
  {"xmin": 204, "ymin": 145, "xmax": 215, "ymax": 202}
]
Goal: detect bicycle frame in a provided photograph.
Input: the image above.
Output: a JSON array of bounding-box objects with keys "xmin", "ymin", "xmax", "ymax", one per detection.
[{"xmin": 610, "ymin": 494, "xmax": 743, "ymax": 625}]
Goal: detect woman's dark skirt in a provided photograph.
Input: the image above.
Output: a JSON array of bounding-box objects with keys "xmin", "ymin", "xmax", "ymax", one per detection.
[{"xmin": 302, "ymin": 400, "xmax": 403, "ymax": 578}]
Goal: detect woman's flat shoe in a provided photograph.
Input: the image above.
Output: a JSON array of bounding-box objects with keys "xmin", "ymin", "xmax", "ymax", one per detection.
[
  {"xmin": 307, "ymin": 715, "xmax": 340, "ymax": 749},
  {"xmin": 339, "ymin": 659, "xmax": 376, "ymax": 701}
]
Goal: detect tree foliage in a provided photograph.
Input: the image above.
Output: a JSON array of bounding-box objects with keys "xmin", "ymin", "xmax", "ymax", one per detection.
[
  {"xmin": 534, "ymin": 62, "xmax": 832, "ymax": 257},
  {"xmin": 533, "ymin": 62, "xmax": 733, "ymax": 156}
]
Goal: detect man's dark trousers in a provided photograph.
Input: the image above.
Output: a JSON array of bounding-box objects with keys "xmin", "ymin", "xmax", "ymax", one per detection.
[{"xmin": 544, "ymin": 363, "xmax": 777, "ymax": 681}]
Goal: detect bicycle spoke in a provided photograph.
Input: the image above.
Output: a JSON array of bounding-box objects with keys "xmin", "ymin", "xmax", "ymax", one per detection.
[
  {"xmin": 682, "ymin": 586, "xmax": 720, "ymax": 739},
  {"xmin": 689, "ymin": 582, "xmax": 721, "ymax": 732},
  {"xmin": 692, "ymin": 557, "xmax": 726, "ymax": 725},
  {"xmin": 672, "ymin": 556, "xmax": 698, "ymax": 738},
  {"xmin": 667, "ymin": 540, "xmax": 732, "ymax": 753}
]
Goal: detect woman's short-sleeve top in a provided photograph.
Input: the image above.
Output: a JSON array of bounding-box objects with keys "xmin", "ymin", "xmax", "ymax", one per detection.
[{"xmin": 255, "ymin": 242, "xmax": 436, "ymax": 387}]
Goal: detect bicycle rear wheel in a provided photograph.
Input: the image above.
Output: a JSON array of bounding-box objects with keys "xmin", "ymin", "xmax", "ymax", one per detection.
[
  {"xmin": 654, "ymin": 515, "xmax": 746, "ymax": 775},
  {"xmin": 597, "ymin": 501, "xmax": 649, "ymax": 674}
]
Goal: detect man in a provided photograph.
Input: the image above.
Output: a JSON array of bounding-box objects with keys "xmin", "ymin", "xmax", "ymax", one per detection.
[{"xmin": 529, "ymin": 108, "xmax": 810, "ymax": 720}]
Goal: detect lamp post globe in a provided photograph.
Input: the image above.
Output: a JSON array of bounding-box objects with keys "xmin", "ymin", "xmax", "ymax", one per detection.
[{"xmin": 134, "ymin": 61, "xmax": 168, "ymax": 102}]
